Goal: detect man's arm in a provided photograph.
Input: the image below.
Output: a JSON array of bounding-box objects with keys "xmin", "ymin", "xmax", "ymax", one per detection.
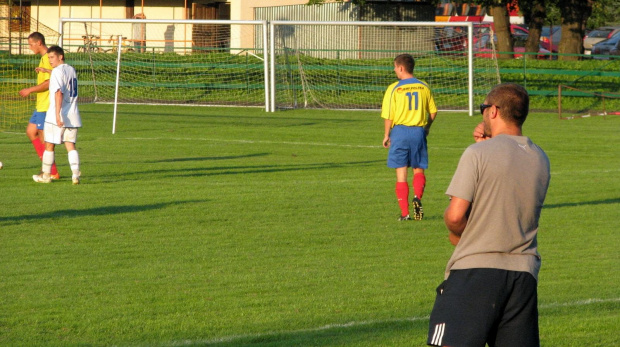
[
  {"xmin": 424, "ymin": 112, "xmax": 437, "ymax": 136},
  {"xmin": 19, "ymin": 79, "xmax": 49, "ymax": 98},
  {"xmin": 35, "ymin": 67, "xmax": 52, "ymax": 74},
  {"xmin": 444, "ymin": 196, "xmax": 471, "ymax": 245},
  {"xmin": 55, "ymin": 89, "xmax": 64, "ymax": 127},
  {"xmin": 383, "ymin": 118, "xmax": 393, "ymax": 148}
]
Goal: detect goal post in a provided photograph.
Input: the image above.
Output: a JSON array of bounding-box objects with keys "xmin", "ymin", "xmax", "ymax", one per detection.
[
  {"xmin": 59, "ymin": 18, "xmax": 269, "ymax": 132},
  {"xmin": 269, "ymin": 21, "xmax": 499, "ymax": 115}
]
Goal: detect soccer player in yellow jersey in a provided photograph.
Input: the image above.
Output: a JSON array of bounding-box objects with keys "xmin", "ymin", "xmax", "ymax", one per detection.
[
  {"xmin": 19, "ymin": 32, "xmax": 59, "ymax": 179},
  {"xmin": 381, "ymin": 54, "xmax": 437, "ymax": 221}
]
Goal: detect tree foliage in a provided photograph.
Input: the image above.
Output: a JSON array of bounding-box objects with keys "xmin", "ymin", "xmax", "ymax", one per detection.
[{"xmin": 586, "ymin": 0, "xmax": 620, "ymax": 29}]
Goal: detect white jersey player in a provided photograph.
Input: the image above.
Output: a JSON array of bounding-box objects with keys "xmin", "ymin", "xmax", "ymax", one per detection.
[{"xmin": 33, "ymin": 45, "xmax": 82, "ymax": 185}]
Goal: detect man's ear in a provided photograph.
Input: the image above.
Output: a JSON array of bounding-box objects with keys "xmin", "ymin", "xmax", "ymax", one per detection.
[{"xmin": 490, "ymin": 105, "xmax": 500, "ymax": 119}]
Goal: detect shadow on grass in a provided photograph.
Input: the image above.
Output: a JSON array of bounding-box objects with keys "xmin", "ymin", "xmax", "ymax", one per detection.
[
  {"xmin": 544, "ymin": 197, "xmax": 620, "ymax": 209},
  {"xmin": 185, "ymin": 317, "xmax": 429, "ymax": 346},
  {"xmin": 97, "ymin": 159, "xmax": 385, "ymax": 183},
  {"xmin": 169, "ymin": 159, "xmax": 385, "ymax": 179},
  {"xmin": 0, "ymin": 200, "xmax": 206, "ymax": 225}
]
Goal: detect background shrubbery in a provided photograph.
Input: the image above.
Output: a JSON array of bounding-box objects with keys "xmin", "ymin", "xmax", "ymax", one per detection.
[{"xmin": 3, "ymin": 51, "xmax": 619, "ymax": 113}]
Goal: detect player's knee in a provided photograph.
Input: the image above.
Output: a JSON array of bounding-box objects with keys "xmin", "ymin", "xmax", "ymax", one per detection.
[{"xmin": 26, "ymin": 126, "xmax": 38, "ymax": 140}]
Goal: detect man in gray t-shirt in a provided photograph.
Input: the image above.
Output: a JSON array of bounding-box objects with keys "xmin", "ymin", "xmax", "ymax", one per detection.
[{"xmin": 428, "ymin": 83, "xmax": 550, "ymax": 347}]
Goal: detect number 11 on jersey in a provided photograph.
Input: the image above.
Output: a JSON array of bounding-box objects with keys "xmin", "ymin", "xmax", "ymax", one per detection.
[{"xmin": 406, "ymin": 91, "xmax": 419, "ymax": 111}]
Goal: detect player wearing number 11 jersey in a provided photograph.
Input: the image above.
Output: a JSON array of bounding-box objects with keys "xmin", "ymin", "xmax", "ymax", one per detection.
[
  {"xmin": 33, "ymin": 45, "xmax": 82, "ymax": 185},
  {"xmin": 381, "ymin": 54, "xmax": 437, "ymax": 221}
]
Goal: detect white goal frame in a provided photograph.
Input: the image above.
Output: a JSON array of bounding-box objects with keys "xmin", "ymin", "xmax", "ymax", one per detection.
[
  {"xmin": 56, "ymin": 19, "xmax": 488, "ymax": 132},
  {"xmin": 269, "ymin": 21, "xmax": 475, "ymax": 115},
  {"xmin": 59, "ymin": 18, "xmax": 269, "ymax": 133}
]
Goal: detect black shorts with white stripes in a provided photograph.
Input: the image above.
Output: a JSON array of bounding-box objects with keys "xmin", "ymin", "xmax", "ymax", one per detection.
[{"xmin": 427, "ymin": 268, "xmax": 539, "ymax": 347}]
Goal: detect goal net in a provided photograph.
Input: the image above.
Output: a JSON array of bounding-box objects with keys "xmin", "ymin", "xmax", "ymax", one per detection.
[
  {"xmin": 0, "ymin": 2, "xmax": 60, "ymax": 132},
  {"xmin": 0, "ymin": 55, "xmax": 34, "ymax": 132},
  {"xmin": 59, "ymin": 19, "xmax": 269, "ymax": 110},
  {"xmin": 269, "ymin": 21, "xmax": 500, "ymax": 114}
]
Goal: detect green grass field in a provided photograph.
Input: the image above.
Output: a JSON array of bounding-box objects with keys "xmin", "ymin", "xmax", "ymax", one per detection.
[{"xmin": 1, "ymin": 104, "xmax": 618, "ymax": 346}]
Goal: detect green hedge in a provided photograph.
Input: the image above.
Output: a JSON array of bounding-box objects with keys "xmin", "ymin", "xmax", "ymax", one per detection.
[{"xmin": 2, "ymin": 51, "xmax": 619, "ymax": 112}]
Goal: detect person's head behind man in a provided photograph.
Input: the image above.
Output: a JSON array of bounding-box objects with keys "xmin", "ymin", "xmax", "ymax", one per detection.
[
  {"xmin": 393, "ymin": 54, "xmax": 415, "ymax": 80},
  {"xmin": 27, "ymin": 32, "xmax": 46, "ymax": 55},
  {"xmin": 47, "ymin": 45, "xmax": 65, "ymax": 68},
  {"xmin": 485, "ymin": 83, "xmax": 529, "ymax": 127}
]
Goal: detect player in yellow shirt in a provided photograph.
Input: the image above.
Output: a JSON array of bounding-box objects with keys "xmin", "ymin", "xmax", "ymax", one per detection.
[
  {"xmin": 19, "ymin": 32, "xmax": 59, "ymax": 179},
  {"xmin": 381, "ymin": 54, "xmax": 437, "ymax": 221}
]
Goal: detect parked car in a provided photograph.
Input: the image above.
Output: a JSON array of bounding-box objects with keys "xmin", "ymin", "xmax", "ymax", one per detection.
[
  {"xmin": 591, "ymin": 32, "xmax": 620, "ymax": 59},
  {"xmin": 609, "ymin": 42, "xmax": 620, "ymax": 58},
  {"xmin": 472, "ymin": 33, "xmax": 552, "ymax": 59},
  {"xmin": 474, "ymin": 23, "xmax": 529, "ymax": 42},
  {"xmin": 434, "ymin": 26, "xmax": 467, "ymax": 54},
  {"xmin": 583, "ymin": 26, "xmax": 620, "ymax": 55},
  {"xmin": 540, "ymin": 25, "xmax": 561, "ymax": 52}
]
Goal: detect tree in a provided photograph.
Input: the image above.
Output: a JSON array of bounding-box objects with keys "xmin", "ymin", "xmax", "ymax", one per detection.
[
  {"xmin": 520, "ymin": 0, "xmax": 547, "ymax": 59},
  {"xmin": 491, "ymin": 1, "xmax": 515, "ymax": 59},
  {"xmin": 470, "ymin": 0, "xmax": 514, "ymax": 59},
  {"xmin": 557, "ymin": 0, "xmax": 592, "ymax": 60},
  {"xmin": 308, "ymin": 0, "xmax": 607, "ymax": 61},
  {"xmin": 487, "ymin": 0, "xmax": 592, "ymax": 60}
]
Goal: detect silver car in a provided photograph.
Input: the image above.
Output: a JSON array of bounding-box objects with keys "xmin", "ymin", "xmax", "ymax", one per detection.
[
  {"xmin": 591, "ymin": 32, "xmax": 620, "ymax": 59},
  {"xmin": 583, "ymin": 26, "xmax": 620, "ymax": 55}
]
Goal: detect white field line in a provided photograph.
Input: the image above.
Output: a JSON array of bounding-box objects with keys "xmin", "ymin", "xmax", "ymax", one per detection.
[
  {"xmin": 550, "ymin": 169, "xmax": 620, "ymax": 175},
  {"xmin": 162, "ymin": 316, "xmax": 430, "ymax": 347},
  {"xmin": 539, "ymin": 297, "xmax": 620, "ymax": 309},
  {"xmin": 160, "ymin": 297, "xmax": 620, "ymax": 347},
  {"xmin": 121, "ymin": 136, "xmax": 472, "ymax": 152}
]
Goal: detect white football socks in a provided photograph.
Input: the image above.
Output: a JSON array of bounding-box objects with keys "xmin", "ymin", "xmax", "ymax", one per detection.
[
  {"xmin": 68, "ymin": 150, "xmax": 80, "ymax": 177},
  {"xmin": 42, "ymin": 150, "xmax": 54, "ymax": 174}
]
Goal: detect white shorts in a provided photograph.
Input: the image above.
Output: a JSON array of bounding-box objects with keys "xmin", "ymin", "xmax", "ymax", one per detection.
[{"xmin": 44, "ymin": 122, "xmax": 79, "ymax": 145}]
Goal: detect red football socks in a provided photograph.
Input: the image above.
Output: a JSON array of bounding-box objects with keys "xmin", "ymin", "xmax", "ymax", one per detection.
[
  {"xmin": 396, "ymin": 182, "xmax": 410, "ymax": 217},
  {"xmin": 31, "ymin": 139, "xmax": 44, "ymax": 159},
  {"xmin": 413, "ymin": 173, "xmax": 426, "ymax": 199}
]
